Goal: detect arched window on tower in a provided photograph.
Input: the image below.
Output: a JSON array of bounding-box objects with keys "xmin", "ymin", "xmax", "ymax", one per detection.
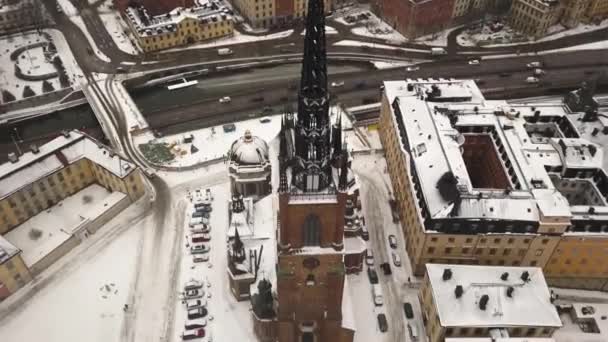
[{"xmin": 302, "ymin": 214, "xmax": 321, "ymax": 246}]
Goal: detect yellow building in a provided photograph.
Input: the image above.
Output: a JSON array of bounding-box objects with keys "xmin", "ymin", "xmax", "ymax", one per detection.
[
  {"xmin": 0, "ymin": 130, "xmax": 145, "ymax": 297},
  {"xmin": 379, "ymin": 78, "xmax": 608, "ymax": 291},
  {"xmin": 420, "ymin": 264, "xmax": 561, "ymax": 342},
  {"xmin": 584, "ymin": 0, "xmax": 608, "ymax": 21},
  {"xmin": 509, "ymin": 0, "xmax": 561, "ymax": 37},
  {"xmin": 231, "ymin": 0, "xmax": 332, "ymax": 29},
  {"xmin": 125, "ymin": 5, "xmax": 234, "ymax": 52}
]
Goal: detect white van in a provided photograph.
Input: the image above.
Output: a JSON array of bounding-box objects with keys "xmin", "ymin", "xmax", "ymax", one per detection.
[
  {"xmin": 372, "ymin": 284, "xmax": 384, "ymax": 306},
  {"xmin": 408, "ymin": 322, "xmax": 419, "ymax": 341}
]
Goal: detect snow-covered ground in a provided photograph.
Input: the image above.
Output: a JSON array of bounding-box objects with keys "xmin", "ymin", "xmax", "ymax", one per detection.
[
  {"xmin": 57, "ymin": 0, "xmax": 79, "ymax": 16},
  {"xmin": 334, "ymin": 40, "xmax": 429, "ymax": 53},
  {"xmin": 0, "ymin": 198, "xmax": 148, "ymax": 342},
  {"xmin": 301, "ymin": 26, "xmax": 338, "ymax": 35},
  {"xmin": 70, "ymin": 16, "xmax": 112, "ymax": 62},
  {"xmin": 348, "ymin": 12, "xmax": 407, "ymax": 44},
  {"xmin": 415, "ymin": 26, "xmax": 464, "ymax": 47},
  {"xmin": 0, "ymin": 30, "xmax": 77, "ymax": 103},
  {"xmin": 100, "ymin": 13, "xmax": 141, "ymax": 55},
  {"xmin": 371, "ymin": 61, "xmax": 414, "ymax": 70},
  {"xmin": 162, "ymin": 29, "xmax": 294, "ymax": 52}
]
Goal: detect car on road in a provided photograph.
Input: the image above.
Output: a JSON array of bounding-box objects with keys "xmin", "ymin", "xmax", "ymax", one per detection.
[
  {"xmin": 219, "ymin": 96, "xmax": 231, "ymax": 103},
  {"xmin": 392, "ymin": 252, "xmax": 401, "ymax": 267},
  {"xmin": 533, "ymin": 68, "xmax": 545, "ymax": 76},
  {"xmin": 187, "ymin": 307, "xmax": 208, "ymax": 320},
  {"xmin": 372, "ymin": 284, "xmax": 384, "ymax": 306},
  {"xmin": 260, "ymin": 117, "xmax": 272, "ymax": 123},
  {"xmin": 406, "ymin": 66, "xmax": 419, "ymax": 72},
  {"xmin": 365, "ymin": 249, "xmax": 374, "ymax": 266},
  {"xmin": 331, "ymin": 81, "xmax": 345, "ymax": 87},
  {"xmin": 223, "ymin": 124, "xmax": 236, "ymax": 132},
  {"xmin": 388, "ymin": 234, "xmax": 397, "ymax": 249},
  {"xmin": 367, "ymin": 267, "xmax": 379, "ymax": 284},
  {"xmin": 361, "ymin": 225, "xmax": 369, "ymax": 241},
  {"xmin": 526, "ymin": 76, "xmax": 540, "ymax": 84},
  {"xmin": 182, "ymin": 328, "xmax": 205, "ymax": 340},
  {"xmin": 527, "ymin": 61, "xmax": 542, "ymax": 68},
  {"xmin": 116, "ymin": 66, "xmax": 127, "ymax": 73},
  {"xmin": 380, "ymin": 262, "xmax": 392, "ymax": 275},
  {"xmin": 377, "ymin": 313, "xmax": 388, "ymax": 332},
  {"xmin": 468, "ymin": 59, "xmax": 480, "ymax": 65},
  {"xmin": 403, "ymin": 302, "xmax": 414, "ymax": 319}
]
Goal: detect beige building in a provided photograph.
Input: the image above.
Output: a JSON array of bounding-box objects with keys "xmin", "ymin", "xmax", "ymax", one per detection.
[
  {"xmin": 0, "ymin": 130, "xmax": 145, "ymax": 298},
  {"xmin": 509, "ymin": 0, "xmax": 561, "ymax": 37},
  {"xmin": 232, "ymin": 0, "xmax": 332, "ymax": 29},
  {"xmin": 0, "ymin": 0, "xmax": 47, "ymax": 35},
  {"xmin": 420, "ymin": 264, "xmax": 561, "ymax": 342},
  {"xmin": 379, "ymin": 78, "xmax": 608, "ymax": 291},
  {"xmin": 125, "ymin": 4, "xmax": 234, "ymax": 52}
]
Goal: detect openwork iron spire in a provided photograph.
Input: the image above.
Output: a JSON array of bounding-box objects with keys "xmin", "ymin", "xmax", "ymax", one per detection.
[{"xmin": 293, "ymin": 0, "xmax": 332, "ymax": 192}]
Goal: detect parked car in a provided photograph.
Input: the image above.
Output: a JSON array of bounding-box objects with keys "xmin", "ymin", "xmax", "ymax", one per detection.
[
  {"xmin": 377, "ymin": 313, "xmax": 388, "ymax": 332},
  {"xmin": 403, "ymin": 302, "xmax": 414, "ymax": 319},
  {"xmin": 192, "ymin": 211, "xmax": 210, "ymax": 219},
  {"xmin": 190, "ymin": 224, "xmax": 210, "ymax": 234},
  {"xmin": 392, "ymin": 252, "xmax": 401, "ymax": 267},
  {"xmin": 185, "ymin": 318, "xmax": 207, "ymax": 330},
  {"xmin": 408, "ymin": 322, "xmax": 419, "ymax": 341},
  {"xmin": 260, "ymin": 117, "xmax": 272, "ymax": 123},
  {"xmin": 361, "ymin": 225, "xmax": 369, "ymax": 241},
  {"xmin": 388, "ymin": 234, "xmax": 398, "ymax": 249},
  {"xmin": 223, "ymin": 123, "xmax": 236, "ymax": 133},
  {"xmin": 187, "ymin": 307, "xmax": 208, "ymax": 320},
  {"xmin": 194, "ymin": 202, "xmax": 212, "ymax": 212},
  {"xmin": 367, "ymin": 267, "xmax": 379, "ymax": 284},
  {"xmin": 191, "ymin": 244, "xmax": 210, "ymax": 254},
  {"xmin": 380, "ymin": 262, "xmax": 392, "ymax": 275},
  {"xmin": 365, "ymin": 249, "xmax": 374, "ymax": 266},
  {"xmin": 193, "ymin": 254, "xmax": 209, "ymax": 263},
  {"xmin": 192, "ymin": 233, "xmax": 211, "ymax": 243},
  {"xmin": 184, "ymin": 288, "xmax": 203, "ymax": 300},
  {"xmin": 185, "ymin": 298, "xmax": 207, "ymax": 310},
  {"xmin": 181, "ymin": 328, "xmax": 205, "ymax": 340},
  {"xmin": 372, "ymin": 284, "xmax": 384, "ymax": 306},
  {"xmin": 331, "ymin": 81, "xmax": 345, "ymax": 87}
]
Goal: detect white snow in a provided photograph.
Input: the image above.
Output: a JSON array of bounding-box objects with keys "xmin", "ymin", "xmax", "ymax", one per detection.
[
  {"xmin": 0, "ymin": 199, "xmax": 146, "ymax": 342},
  {"xmin": 70, "ymin": 16, "xmax": 112, "ymax": 62},
  {"xmin": 57, "ymin": 0, "xmax": 78, "ymax": 16},
  {"xmin": 46, "ymin": 28, "xmax": 84, "ymax": 83},
  {"xmin": 334, "ymin": 40, "xmax": 429, "ymax": 53},
  {"xmin": 100, "ymin": 13, "xmax": 141, "ymax": 55},
  {"xmin": 4, "ymin": 185, "xmax": 122, "ymax": 267},
  {"xmin": 136, "ymin": 115, "xmax": 281, "ymax": 167},
  {"xmin": 541, "ymin": 40, "xmax": 608, "ymax": 53},
  {"xmin": 162, "ymin": 29, "xmax": 294, "ymax": 52},
  {"xmin": 415, "ymin": 26, "xmax": 463, "ymax": 47},
  {"xmin": 371, "ymin": 61, "xmax": 413, "ymax": 70},
  {"xmin": 351, "ymin": 24, "xmax": 407, "ymax": 44},
  {"xmin": 301, "ymin": 26, "xmax": 338, "ymax": 35}
]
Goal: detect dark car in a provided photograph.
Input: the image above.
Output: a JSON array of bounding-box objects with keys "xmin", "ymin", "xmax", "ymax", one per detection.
[
  {"xmin": 403, "ymin": 302, "xmax": 414, "ymax": 319},
  {"xmin": 187, "ymin": 307, "xmax": 208, "ymax": 320},
  {"xmin": 388, "ymin": 234, "xmax": 398, "ymax": 249},
  {"xmin": 377, "ymin": 313, "xmax": 388, "ymax": 332},
  {"xmin": 380, "ymin": 262, "xmax": 392, "ymax": 275},
  {"xmin": 191, "ymin": 211, "xmax": 210, "ymax": 219},
  {"xmin": 184, "ymin": 323, "xmax": 206, "ymax": 330},
  {"xmin": 367, "ymin": 267, "xmax": 379, "ymax": 284}
]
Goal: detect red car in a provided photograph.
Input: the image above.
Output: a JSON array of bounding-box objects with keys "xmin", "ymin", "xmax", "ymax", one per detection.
[
  {"xmin": 192, "ymin": 233, "xmax": 211, "ymax": 243},
  {"xmin": 182, "ymin": 328, "xmax": 205, "ymax": 340}
]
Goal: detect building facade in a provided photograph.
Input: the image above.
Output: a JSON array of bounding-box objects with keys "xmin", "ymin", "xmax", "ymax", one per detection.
[
  {"xmin": 508, "ymin": 0, "xmax": 561, "ymax": 37},
  {"xmin": 125, "ymin": 3, "xmax": 234, "ymax": 52},
  {"xmin": 0, "ymin": 130, "xmax": 145, "ymax": 297},
  {"xmin": 0, "ymin": 0, "xmax": 48, "ymax": 35},
  {"xmin": 420, "ymin": 264, "xmax": 561, "ymax": 342},
  {"xmin": 115, "ymin": 0, "xmax": 195, "ymax": 16},
  {"xmin": 228, "ymin": 130, "xmax": 272, "ymax": 199},
  {"xmin": 379, "ymin": 78, "xmax": 608, "ymax": 291},
  {"xmin": 231, "ymin": 0, "xmax": 332, "ymax": 29},
  {"xmin": 372, "ymin": 0, "xmax": 456, "ymax": 39}
]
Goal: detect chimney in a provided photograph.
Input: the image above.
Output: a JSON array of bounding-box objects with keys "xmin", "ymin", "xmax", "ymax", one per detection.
[
  {"xmin": 521, "ymin": 271, "xmax": 530, "ymax": 282},
  {"xmin": 30, "ymin": 144, "xmax": 39, "ymax": 154},
  {"xmin": 8, "ymin": 152, "xmax": 18, "ymax": 163},
  {"xmin": 479, "ymin": 294, "xmax": 489, "ymax": 310},
  {"xmin": 455, "ymin": 285, "xmax": 463, "ymax": 298},
  {"xmin": 506, "ymin": 286, "xmax": 514, "ymax": 298},
  {"xmin": 500, "ymin": 272, "xmax": 509, "ymax": 281},
  {"xmin": 442, "ymin": 268, "xmax": 453, "ymax": 281}
]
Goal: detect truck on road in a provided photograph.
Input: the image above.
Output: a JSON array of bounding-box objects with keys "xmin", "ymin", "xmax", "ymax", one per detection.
[
  {"xmin": 431, "ymin": 47, "xmax": 447, "ymax": 55},
  {"xmin": 218, "ymin": 48, "xmax": 234, "ymax": 56}
]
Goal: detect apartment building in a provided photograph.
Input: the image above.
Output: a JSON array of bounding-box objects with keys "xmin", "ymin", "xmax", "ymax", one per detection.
[
  {"xmin": 372, "ymin": 0, "xmax": 455, "ymax": 38},
  {"xmin": 379, "ymin": 78, "xmax": 608, "ymax": 291},
  {"xmin": 125, "ymin": 1, "xmax": 234, "ymax": 52},
  {"xmin": 0, "ymin": 130, "xmax": 145, "ymax": 297},
  {"xmin": 419, "ymin": 264, "xmax": 561, "ymax": 342},
  {"xmin": 0, "ymin": 0, "xmax": 48, "ymax": 35},
  {"xmin": 115, "ymin": 0, "xmax": 195, "ymax": 16},
  {"xmin": 509, "ymin": 0, "xmax": 561, "ymax": 37},
  {"xmin": 232, "ymin": 0, "xmax": 332, "ymax": 29}
]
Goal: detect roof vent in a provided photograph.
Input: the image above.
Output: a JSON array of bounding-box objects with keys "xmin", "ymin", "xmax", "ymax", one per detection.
[
  {"xmin": 500, "ymin": 272, "xmax": 509, "ymax": 281},
  {"xmin": 589, "ymin": 207, "xmax": 596, "ymax": 214},
  {"xmin": 521, "ymin": 270, "xmax": 530, "ymax": 282},
  {"xmin": 455, "ymin": 285, "xmax": 463, "ymax": 298},
  {"xmin": 30, "ymin": 144, "xmax": 40, "ymax": 154},
  {"xmin": 506, "ymin": 286, "xmax": 515, "ymax": 298},
  {"xmin": 479, "ymin": 294, "xmax": 489, "ymax": 310},
  {"xmin": 8, "ymin": 152, "xmax": 18, "ymax": 163},
  {"xmin": 442, "ymin": 268, "xmax": 453, "ymax": 281}
]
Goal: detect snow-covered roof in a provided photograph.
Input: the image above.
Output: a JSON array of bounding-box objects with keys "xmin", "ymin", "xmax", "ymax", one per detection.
[
  {"xmin": 426, "ymin": 264, "xmax": 562, "ymax": 329},
  {"xmin": 229, "ymin": 130, "xmax": 270, "ymax": 166},
  {"xmin": 227, "ymin": 198, "xmax": 254, "ymax": 238},
  {"xmin": 0, "ymin": 130, "xmax": 137, "ymax": 200},
  {"xmin": 341, "ymin": 276, "xmax": 356, "ymax": 331},
  {"xmin": 381, "ymin": 79, "xmax": 607, "ymax": 227},
  {"xmin": 0, "ymin": 235, "xmax": 19, "ymax": 264},
  {"xmin": 125, "ymin": 2, "xmax": 232, "ymax": 38}
]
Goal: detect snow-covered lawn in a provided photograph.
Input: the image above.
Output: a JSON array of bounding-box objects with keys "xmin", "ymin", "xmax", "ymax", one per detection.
[
  {"xmin": 162, "ymin": 29, "xmax": 294, "ymax": 52},
  {"xmin": 0, "ymin": 30, "xmax": 74, "ymax": 103},
  {"xmin": 71, "ymin": 16, "xmax": 112, "ymax": 62},
  {"xmin": 100, "ymin": 13, "xmax": 141, "ymax": 55},
  {"xmin": 334, "ymin": 40, "xmax": 429, "ymax": 53},
  {"xmin": 0, "ymin": 199, "xmax": 146, "ymax": 342}
]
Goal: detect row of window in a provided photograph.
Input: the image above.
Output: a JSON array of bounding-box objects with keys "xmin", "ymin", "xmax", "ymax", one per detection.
[{"xmin": 444, "ymin": 326, "xmax": 552, "ymax": 337}]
